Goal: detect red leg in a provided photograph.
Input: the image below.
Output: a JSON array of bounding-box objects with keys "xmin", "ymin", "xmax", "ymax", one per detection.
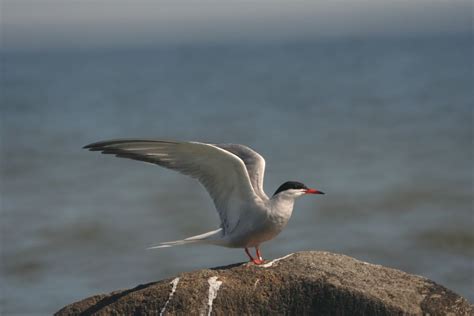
[
  {"xmin": 245, "ymin": 248, "xmax": 255, "ymax": 261},
  {"xmin": 245, "ymin": 247, "xmax": 264, "ymax": 265},
  {"xmin": 256, "ymin": 247, "xmax": 263, "ymax": 261}
]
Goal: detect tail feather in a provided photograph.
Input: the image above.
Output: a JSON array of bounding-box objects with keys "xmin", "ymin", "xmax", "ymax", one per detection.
[{"xmin": 147, "ymin": 228, "xmax": 223, "ymax": 250}]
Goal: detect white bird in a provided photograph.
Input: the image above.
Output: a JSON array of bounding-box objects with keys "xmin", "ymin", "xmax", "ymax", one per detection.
[{"xmin": 84, "ymin": 139, "xmax": 324, "ymax": 264}]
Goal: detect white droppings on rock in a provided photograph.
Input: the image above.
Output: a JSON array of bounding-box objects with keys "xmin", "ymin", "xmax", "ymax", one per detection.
[
  {"xmin": 206, "ymin": 276, "xmax": 223, "ymax": 316},
  {"xmin": 253, "ymin": 279, "xmax": 260, "ymax": 289},
  {"xmin": 360, "ymin": 260, "xmax": 384, "ymax": 269},
  {"xmin": 159, "ymin": 277, "xmax": 180, "ymax": 316},
  {"xmin": 259, "ymin": 253, "xmax": 294, "ymax": 268}
]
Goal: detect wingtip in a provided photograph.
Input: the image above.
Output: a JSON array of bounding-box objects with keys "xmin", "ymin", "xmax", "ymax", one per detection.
[
  {"xmin": 82, "ymin": 146, "xmax": 104, "ymax": 152},
  {"xmin": 83, "ymin": 139, "xmax": 182, "ymax": 151},
  {"xmin": 83, "ymin": 142, "xmax": 102, "ymax": 150},
  {"xmin": 83, "ymin": 140, "xmax": 111, "ymax": 151}
]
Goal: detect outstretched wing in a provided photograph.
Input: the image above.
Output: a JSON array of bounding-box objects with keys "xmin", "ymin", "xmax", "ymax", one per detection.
[
  {"xmin": 214, "ymin": 144, "xmax": 268, "ymax": 200},
  {"xmin": 84, "ymin": 139, "xmax": 259, "ymax": 234}
]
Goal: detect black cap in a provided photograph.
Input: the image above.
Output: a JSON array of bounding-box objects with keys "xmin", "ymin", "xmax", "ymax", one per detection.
[{"xmin": 273, "ymin": 181, "xmax": 308, "ymax": 196}]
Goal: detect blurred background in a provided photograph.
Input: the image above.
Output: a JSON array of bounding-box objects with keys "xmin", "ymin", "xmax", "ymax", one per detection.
[{"xmin": 1, "ymin": 0, "xmax": 472, "ymax": 314}]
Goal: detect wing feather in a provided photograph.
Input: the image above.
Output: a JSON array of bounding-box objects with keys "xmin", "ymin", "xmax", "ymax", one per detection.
[
  {"xmin": 215, "ymin": 144, "xmax": 268, "ymax": 200},
  {"xmin": 84, "ymin": 139, "xmax": 258, "ymax": 233}
]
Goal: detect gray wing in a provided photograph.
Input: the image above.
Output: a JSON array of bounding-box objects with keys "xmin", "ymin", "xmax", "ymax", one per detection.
[
  {"xmin": 215, "ymin": 144, "xmax": 268, "ymax": 200},
  {"xmin": 84, "ymin": 139, "xmax": 259, "ymax": 234}
]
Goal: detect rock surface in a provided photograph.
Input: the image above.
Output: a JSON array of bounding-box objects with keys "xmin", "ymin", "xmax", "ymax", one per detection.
[{"xmin": 56, "ymin": 251, "xmax": 472, "ymax": 315}]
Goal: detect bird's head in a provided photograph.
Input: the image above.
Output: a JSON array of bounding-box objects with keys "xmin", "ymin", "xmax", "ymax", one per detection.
[{"xmin": 273, "ymin": 181, "xmax": 325, "ymax": 199}]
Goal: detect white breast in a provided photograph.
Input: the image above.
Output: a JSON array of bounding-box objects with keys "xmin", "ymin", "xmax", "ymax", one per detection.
[{"xmin": 224, "ymin": 198, "xmax": 294, "ymax": 248}]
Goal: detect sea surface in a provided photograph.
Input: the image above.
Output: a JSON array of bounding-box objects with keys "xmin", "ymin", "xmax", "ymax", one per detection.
[{"xmin": 1, "ymin": 36, "xmax": 472, "ymax": 314}]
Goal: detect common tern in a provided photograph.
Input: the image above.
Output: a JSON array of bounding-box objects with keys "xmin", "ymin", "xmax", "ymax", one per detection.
[{"xmin": 84, "ymin": 140, "xmax": 324, "ymax": 265}]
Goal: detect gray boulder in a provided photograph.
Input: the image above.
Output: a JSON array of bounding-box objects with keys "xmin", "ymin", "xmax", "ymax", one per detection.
[{"xmin": 56, "ymin": 251, "xmax": 472, "ymax": 315}]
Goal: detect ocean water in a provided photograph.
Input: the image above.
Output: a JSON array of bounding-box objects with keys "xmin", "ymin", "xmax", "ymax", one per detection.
[{"xmin": 1, "ymin": 36, "xmax": 472, "ymax": 314}]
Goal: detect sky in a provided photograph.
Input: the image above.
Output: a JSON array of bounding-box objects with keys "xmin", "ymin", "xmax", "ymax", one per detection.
[{"xmin": 1, "ymin": 0, "xmax": 472, "ymax": 50}]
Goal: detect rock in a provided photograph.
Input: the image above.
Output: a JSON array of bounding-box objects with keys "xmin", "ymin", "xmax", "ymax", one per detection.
[{"xmin": 55, "ymin": 251, "xmax": 472, "ymax": 315}]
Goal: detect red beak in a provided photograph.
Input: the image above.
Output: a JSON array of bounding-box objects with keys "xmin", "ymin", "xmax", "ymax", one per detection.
[{"xmin": 305, "ymin": 188, "xmax": 325, "ymax": 195}]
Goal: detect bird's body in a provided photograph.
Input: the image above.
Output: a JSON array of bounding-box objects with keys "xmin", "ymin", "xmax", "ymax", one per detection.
[
  {"xmin": 218, "ymin": 197, "xmax": 292, "ymax": 248},
  {"xmin": 84, "ymin": 139, "xmax": 323, "ymax": 264}
]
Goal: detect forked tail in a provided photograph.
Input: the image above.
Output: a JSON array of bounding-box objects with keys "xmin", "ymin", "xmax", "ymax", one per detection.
[{"xmin": 147, "ymin": 228, "xmax": 223, "ymax": 249}]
